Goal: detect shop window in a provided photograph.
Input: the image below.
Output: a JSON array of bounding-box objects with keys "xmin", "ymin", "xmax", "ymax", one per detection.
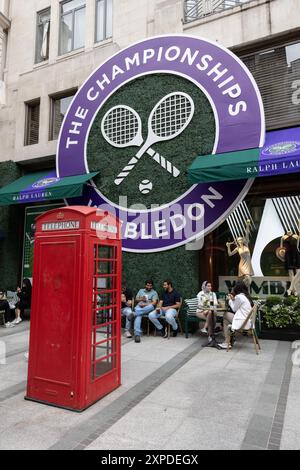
[
  {"xmin": 95, "ymin": 0, "xmax": 112, "ymax": 43},
  {"xmin": 49, "ymin": 90, "xmax": 76, "ymax": 140},
  {"xmin": 183, "ymin": 0, "xmax": 250, "ymax": 23},
  {"xmin": 213, "ymin": 196, "xmax": 300, "ymax": 297},
  {"xmin": 35, "ymin": 8, "xmax": 51, "ymax": 64},
  {"xmin": 59, "ymin": 0, "xmax": 86, "ymax": 55},
  {"xmin": 25, "ymin": 100, "xmax": 40, "ymax": 146},
  {"xmin": 241, "ymin": 41, "xmax": 300, "ymax": 130},
  {"xmin": 0, "ymin": 31, "xmax": 8, "ymax": 82}
]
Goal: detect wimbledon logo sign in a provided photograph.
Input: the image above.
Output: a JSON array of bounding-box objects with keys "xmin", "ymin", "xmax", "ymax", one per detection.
[{"xmin": 57, "ymin": 35, "xmax": 265, "ymax": 253}]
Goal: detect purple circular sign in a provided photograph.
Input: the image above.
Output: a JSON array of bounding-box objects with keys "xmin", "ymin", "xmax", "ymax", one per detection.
[{"xmin": 57, "ymin": 35, "xmax": 264, "ymax": 252}]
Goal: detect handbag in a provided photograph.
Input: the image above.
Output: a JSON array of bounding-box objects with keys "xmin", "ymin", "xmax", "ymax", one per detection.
[{"xmin": 276, "ymin": 246, "xmax": 286, "ymax": 263}]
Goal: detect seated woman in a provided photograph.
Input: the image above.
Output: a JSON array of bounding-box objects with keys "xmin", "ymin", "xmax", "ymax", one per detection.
[
  {"xmin": 196, "ymin": 281, "xmax": 218, "ymax": 334},
  {"xmin": 0, "ymin": 290, "xmax": 13, "ymax": 328},
  {"xmin": 12, "ymin": 278, "xmax": 32, "ymax": 325},
  {"xmin": 219, "ymin": 281, "xmax": 254, "ymax": 350}
]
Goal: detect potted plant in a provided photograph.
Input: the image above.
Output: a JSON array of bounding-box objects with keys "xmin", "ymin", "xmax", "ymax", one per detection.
[{"xmin": 259, "ymin": 296, "xmax": 300, "ymax": 341}]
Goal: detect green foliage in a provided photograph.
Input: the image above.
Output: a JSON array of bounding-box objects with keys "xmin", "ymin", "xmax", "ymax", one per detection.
[
  {"xmin": 122, "ymin": 246, "xmax": 200, "ymax": 300},
  {"xmin": 262, "ymin": 296, "xmax": 300, "ymax": 328},
  {"xmin": 87, "ymin": 73, "xmax": 216, "ymax": 298},
  {"xmin": 251, "ymin": 294, "xmax": 260, "ymax": 301},
  {"xmin": 87, "ymin": 73, "xmax": 215, "ymax": 208},
  {"xmin": 265, "ymin": 296, "xmax": 282, "ymax": 308}
]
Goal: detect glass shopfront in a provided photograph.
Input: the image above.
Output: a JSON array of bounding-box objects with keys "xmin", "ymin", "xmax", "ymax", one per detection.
[
  {"xmin": 22, "ymin": 204, "xmax": 63, "ymax": 280},
  {"xmin": 202, "ymin": 176, "xmax": 300, "ymax": 299}
]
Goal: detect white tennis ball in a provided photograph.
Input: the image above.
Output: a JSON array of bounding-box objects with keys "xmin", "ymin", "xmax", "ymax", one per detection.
[{"xmin": 139, "ymin": 180, "xmax": 153, "ymax": 194}]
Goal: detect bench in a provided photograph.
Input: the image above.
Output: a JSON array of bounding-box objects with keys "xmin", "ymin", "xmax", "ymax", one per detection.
[{"xmin": 183, "ymin": 298, "xmax": 199, "ymax": 338}]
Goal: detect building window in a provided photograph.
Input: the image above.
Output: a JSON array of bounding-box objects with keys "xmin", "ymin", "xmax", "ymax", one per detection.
[
  {"xmin": 35, "ymin": 8, "xmax": 51, "ymax": 64},
  {"xmin": 25, "ymin": 100, "xmax": 40, "ymax": 146},
  {"xmin": 50, "ymin": 91, "xmax": 76, "ymax": 140},
  {"xmin": 241, "ymin": 41, "xmax": 300, "ymax": 130},
  {"xmin": 0, "ymin": 32, "xmax": 8, "ymax": 82},
  {"xmin": 95, "ymin": 0, "xmax": 112, "ymax": 43},
  {"xmin": 59, "ymin": 0, "xmax": 86, "ymax": 55},
  {"xmin": 183, "ymin": 0, "xmax": 250, "ymax": 23}
]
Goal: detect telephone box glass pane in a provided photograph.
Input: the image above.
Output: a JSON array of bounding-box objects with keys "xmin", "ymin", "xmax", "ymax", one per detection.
[
  {"xmin": 94, "ymin": 356, "xmax": 115, "ymax": 378},
  {"xmin": 96, "ymin": 260, "xmax": 115, "ymax": 274},
  {"xmin": 95, "ymin": 322, "xmax": 116, "ymax": 339},
  {"xmin": 97, "ymin": 245, "xmax": 115, "ymax": 259},
  {"xmin": 91, "ymin": 243, "xmax": 118, "ymax": 382},
  {"xmin": 91, "ymin": 326, "xmax": 115, "ymax": 360},
  {"xmin": 97, "ymin": 292, "xmax": 114, "ymax": 307},
  {"xmin": 93, "ymin": 276, "xmax": 116, "ymax": 290},
  {"xmin": 95, "ymin": 307, "xmax": 113, "ymax": 325},
  {"xmin": 95, "ymin": 339, "xmax": 115, "ymax": 361},
  {"xmin": 94, "ymin": 276, "xmax": 115, "ymax": 290}
]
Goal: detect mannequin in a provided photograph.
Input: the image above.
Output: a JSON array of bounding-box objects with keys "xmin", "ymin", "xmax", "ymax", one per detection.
[
  {"xmin": 226, "ymin": 219, "xmax": 254, "ymax": 289},
  {"xmin": 280, "ymin": 225, "xmax": 300, "ymax": 296}
]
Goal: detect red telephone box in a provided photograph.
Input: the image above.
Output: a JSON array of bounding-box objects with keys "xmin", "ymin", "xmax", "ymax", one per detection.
[{"xmin": 25, "ymin": 206, "xmax": 122, "ymax": 411}]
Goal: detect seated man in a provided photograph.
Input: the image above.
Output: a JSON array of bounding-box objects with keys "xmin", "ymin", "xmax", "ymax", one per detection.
[
  {"xmin": 134, "ymin": 280, "xmax": 158, "ymax": 343},
  {"xmin": 149, "ymin": 280, "xmax": 181, "ymax": 338},
  {"xmin": 121, "ymin": 283, "xmax": 134, "ymax": 338},
  {"xmin": 0, "ymin": 290, "xmax": 14, "ymax": 328}
]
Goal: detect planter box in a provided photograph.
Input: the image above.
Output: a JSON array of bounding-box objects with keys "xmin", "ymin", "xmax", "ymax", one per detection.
[{"xmin": 259, "ymin": 324, "xmax": 300, "ymax": 341}]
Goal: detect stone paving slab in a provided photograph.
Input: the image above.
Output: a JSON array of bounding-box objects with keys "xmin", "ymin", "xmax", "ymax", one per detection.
[
  {"xmin": 281, "ymin": 365, "xmax": 300, "ymax": 450},
  {"xmin": 0, "ymin": 323, "xmax": 299, "ymax": 450},
  {"xmin": 0, "ymin": 329, "xmax": 200, "ymax": 450},
  {"xmin": 86, "ymin": 339, "xmax": 291, "ymax": 451}
]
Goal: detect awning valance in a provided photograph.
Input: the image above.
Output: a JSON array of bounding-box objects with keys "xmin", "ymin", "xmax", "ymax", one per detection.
[
  {"xmin": 0, "ymin": 170, "xmax": 99, "ymax": 206},
  {"xmin": 188, "ymin": 126, "xmax": 300, "ymax": 184}
]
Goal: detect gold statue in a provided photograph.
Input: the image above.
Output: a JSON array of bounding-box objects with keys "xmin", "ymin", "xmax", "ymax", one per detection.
[
  {"xmin": 279, "ymin": 224, "xmax": 300, "ymax": 296},
  {"xmin": 226, "ymin": 219, "xmax": 254, "ymax": 288}
]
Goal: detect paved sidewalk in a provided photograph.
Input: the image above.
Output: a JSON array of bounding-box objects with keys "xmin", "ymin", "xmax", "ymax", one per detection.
[{"xmin": 0, "ymin": 322, "xmax": 299, "ymax": 450}]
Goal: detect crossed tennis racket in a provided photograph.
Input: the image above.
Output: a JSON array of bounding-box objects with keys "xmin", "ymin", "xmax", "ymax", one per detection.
[{"xmin": 101, "ymin": 92, "xmax": 195, "ymax": 186}]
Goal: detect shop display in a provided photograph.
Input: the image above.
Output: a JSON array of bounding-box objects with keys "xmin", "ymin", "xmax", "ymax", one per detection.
[
  {"xmin": 279, "ymin": 223, "xmax": 300, "ymax": 296},
  {"xmin": 226, "ymin": 219, "xmax": 254, "ymax": 288}
]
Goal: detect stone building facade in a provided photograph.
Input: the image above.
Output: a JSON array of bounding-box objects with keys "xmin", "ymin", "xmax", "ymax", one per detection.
[{"xmin": 0, "ymin": 0, "xmax": 299, "ymax": 295}]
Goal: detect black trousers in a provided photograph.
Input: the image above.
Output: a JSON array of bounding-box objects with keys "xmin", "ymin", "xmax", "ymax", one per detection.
[
  {"xmin": 0, "ymin": 300, "xmax": 11, "ymax": 323},
  {"xmin": 206, "ymin": 310, "xmax": 216, "ymax": 338}
]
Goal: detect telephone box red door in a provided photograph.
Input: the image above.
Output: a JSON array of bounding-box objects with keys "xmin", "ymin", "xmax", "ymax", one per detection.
[{"xmin": 26, "ymin": 206, "xmax": 122, "ymax": 411}]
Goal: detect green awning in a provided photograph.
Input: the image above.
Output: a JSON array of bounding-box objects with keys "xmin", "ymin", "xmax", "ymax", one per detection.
[
  {"xmin": 0, "ymin": 171, "xmax": 99, "ymax": 205},
  {"xmin": 188, "ymin": 148, "xmax": 261, "ymax": 184}
]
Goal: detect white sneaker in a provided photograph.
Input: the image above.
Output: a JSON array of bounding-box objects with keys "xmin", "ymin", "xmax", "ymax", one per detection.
[
  {"xmin": 15, "ymin": 318, "xmax": 22, "ymax": 325},
  {"xmin": 125, "ymin": 331, "xmax": 132, "ymax": 338},
  {"xmin": 11, "ymin": 318, "xmax": 18, "ymax": 324},
  {"xmin": 200, "ymin": 328, "xmax": 208, "ymax": 334},
  {"xmin": 4, "ymin": 322, "xmax": 15, "ymax": 328},
  {"xmin": 219, "ymin": 342, "xmax": 231, "ymax": 350}
]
